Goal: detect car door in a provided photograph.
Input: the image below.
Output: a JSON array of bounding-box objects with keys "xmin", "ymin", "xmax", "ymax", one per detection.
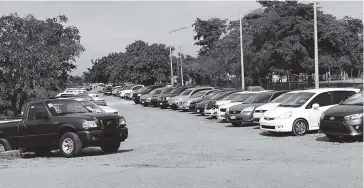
[
  {"xmin": 332, "ymin": 90, "xmax": 357, "ymax": 104},
  {"xmin": 305, "ymin": 92, "xmax": 332, "ymax": 130},
  {"xmin": 22, "ymin": 103, "xmax": 54, "ymax": 148}
]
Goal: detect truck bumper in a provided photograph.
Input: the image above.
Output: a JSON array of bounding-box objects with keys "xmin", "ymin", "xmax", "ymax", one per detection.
[{"xmin": 77, "ymin": 127, "xmax": 128, "ymax": 147}]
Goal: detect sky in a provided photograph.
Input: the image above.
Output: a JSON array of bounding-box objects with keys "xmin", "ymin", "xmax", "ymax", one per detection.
[{"xmin": 0, "ymin": 1, "xmax": 363, "ymax": 76}]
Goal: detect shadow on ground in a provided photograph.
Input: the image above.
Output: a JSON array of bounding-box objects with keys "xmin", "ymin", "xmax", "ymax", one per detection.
[
  {"xmin": 316, "ymin": 136, "xmax": 362, "ymax": 143},
  {"xmin": 22, "ymin": 148, "xmax": 134, "ymax": 159}
]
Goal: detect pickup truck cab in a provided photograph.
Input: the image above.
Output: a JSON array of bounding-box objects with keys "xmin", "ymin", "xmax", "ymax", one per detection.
[{"xmin": 0, "ymin": 99, "xmax": 128, "ymax": 158}]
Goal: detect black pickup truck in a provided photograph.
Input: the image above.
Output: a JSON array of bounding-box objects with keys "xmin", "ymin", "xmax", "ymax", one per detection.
[{"xmin": 0, "ymin": 99, "xmax": 128, "ymax": 158}]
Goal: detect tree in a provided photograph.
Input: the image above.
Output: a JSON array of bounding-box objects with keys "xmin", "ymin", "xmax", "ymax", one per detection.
[{"xmin": 0, "ymin": 14, "xmax": 85, "ymax": 114}]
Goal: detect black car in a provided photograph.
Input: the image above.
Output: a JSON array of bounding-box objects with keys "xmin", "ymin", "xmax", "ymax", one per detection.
[
  {"xmin": 158, "ymin": 86, "xmax": 194, "ymax": 109},
  {"xmin": 0, "ymin": 99, "xmax": 128, "ymax": 158},
  {"xmin": 150, "ymin": 87, "xmax": 176, "ymax": 107},
  {"xmin": 319, "ymin": 90, "xmax": 363, "ymax": 141},
  {"xmin": 189, "ymin": 89, "xmax": 226, "ymax": 112},
  {"xmin": 195, "ymin": 90, "xmax": 240, "ymax": 115},
  {"xmin": 103, "ymin": 85, "xmax": 113, "ymax": 95},
  {"xmin": 132, "ymin": 84, "xmax": 164, "ymax": 104}
]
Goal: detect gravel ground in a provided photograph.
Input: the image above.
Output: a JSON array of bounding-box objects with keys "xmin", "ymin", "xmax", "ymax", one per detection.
[{"xmin": 0, "ymin": 94, "xmax": 362, "ymax": 188}]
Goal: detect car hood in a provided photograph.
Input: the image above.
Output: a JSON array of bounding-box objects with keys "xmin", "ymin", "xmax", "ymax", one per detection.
[
  {"xmin": 255, "ymin": 103, "xmax": 281, "ymax": 111},
  {"xmin": 169, "ymin": 95, "xmax": 188, "ymax": 101},
  {"xmin": 140, "ymin": 94, "xmax": 151, "ymax": 99},
  {"xmin": 92, "ymin": 97, "xmax": 104, "ymax": 101},
  {"xmin": 324, "ymin": 104, "xmax": 363, "ymax": 117},
  {"xmin": 229, "ymin": 103, "xmax": 264, "ymax": 111},
  {"xmin": 99, "ymin": 106, "xmax": 118, "ymax": 113},
  {"xmin": 263, "ymin": 107, "xmax": 296, "ymax": 118},
  {"xmin": 160, "ymin": 93, "xmax": 178, "ymax": 98},
  {"xmin": 219, "ymin": 102, "xmax": 242, "ymax": 109},
  {"xmin": 60, "ymin": 112, "xmax": 121, "ymax": 119},
  {"xmin": 196, "ymin": 100, "xmax": 211, "ymax": 107},
  {"xmin": 180, "ymin": 97, "xmax": 202, "ymax": 103},
  {"xmin": 120, "ymin": 89, "xmax": 132, "ymax": 93},
  {"xmin": 215, "ymin": 100, "xmax": 232, "ymax": 106}
]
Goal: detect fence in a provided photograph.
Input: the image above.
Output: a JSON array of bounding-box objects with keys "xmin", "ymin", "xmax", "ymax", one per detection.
[{"xmin": 191, "ymin": 73, "xmax": 363, "ymax": 90}]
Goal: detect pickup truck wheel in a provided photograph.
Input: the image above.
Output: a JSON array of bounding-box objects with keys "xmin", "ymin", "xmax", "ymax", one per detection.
[
  {"xmin": 101, "ymin": 141, "xmax": 120, "ymax": 154},
  {"xmin": 0, "ymin": 139, "xmax": 12, "ymax": 152},
  {"xmin": 59, "ymin": 132, "xmax": 82, "ymax": 158}
]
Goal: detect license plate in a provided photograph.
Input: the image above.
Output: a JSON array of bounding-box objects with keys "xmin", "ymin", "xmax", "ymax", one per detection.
[
  {"xmin": 197, "ymin": 109, "xmax": 200, "ymax": 112},
  {"xmin": 230, "ymin": 116, "xmax": 236, "ymax": 119}
]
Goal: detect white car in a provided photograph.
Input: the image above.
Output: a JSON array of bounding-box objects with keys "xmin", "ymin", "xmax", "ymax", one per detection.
[
  {"xmin": 69, "ymin": 98, "xmax": 119, "ymax": 115},
  {"xmin": 260, "ymin": 88, "xmax": 360, "ymax": 136},
  {"xmin": 216, "ymin": 91, "xmax": 260, "ymax": 120},
  {"xmin": 99, "ymin": 106, "xmax": 119, "ymax": 115},
  {"xmin": 119, "ymin": 85, "xmax": 144, "ymax": 98},
  {"xmin": 253, "ymin": 90, "xmax": 303, "ymax": 124},
  {"xmin": 87, "ymin": 93, "xmax": 107, "ymax": 106},
  {"xmin": 204, "ymin": 91, "xmax": 244, "ymax": 116}
]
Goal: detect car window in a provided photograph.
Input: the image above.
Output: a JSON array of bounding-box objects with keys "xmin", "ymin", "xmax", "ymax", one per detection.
[
  {"xmin": 332, "ymin": 91, "xmax": 357, "ymax": 104},
  {"xmin": 243, "ymin": 93, "xmax": 272, "ymax": 103},
  {"xmin": 271, "ymin": 92, "xmax": 294, "ymax": 103},
  {"xmin": 270, "ymin": 92, "xmax": 287, "ymax": 101},
  {"xmin": 223, "ymin": 93, "xmax": 241, "ymax": 100},
  {"xmin": 27, "ymin": 103, "xmax": 48, "ymax": 121},
  {"xmin": 133, "ymin": 86, "xmax": 143, "ymax": 90},
  {"xmin": 232, "ymin": 93, "xmax": 256, "ymax": 102},
  {"xmin": 161, "ymin": 87, "xmax": 175, "ymax": 94},
  {"xmin": 279, "ymin": 92, "xmax": 315, "ymax": 108},
  {"xmin": 342, "ymin": 91, "xmax": 363, "ymax": 105},
  {"xmin": 306, "ymin": 92, "xmax": 332, "ymax": 109},
  {"xmin": 181, "ymin": 89, "xmax": 193, "ymax": 95}
]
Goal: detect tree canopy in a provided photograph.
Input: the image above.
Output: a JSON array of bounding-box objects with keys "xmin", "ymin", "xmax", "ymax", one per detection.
[{"xmin": 0, "ymin": 13, "xmax": 85, "ymax": 115}]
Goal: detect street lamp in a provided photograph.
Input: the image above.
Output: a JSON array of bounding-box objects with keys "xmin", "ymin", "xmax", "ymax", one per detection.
[
  {"xmin": 239, "ymin": 13, "xmax": 245, "ymax": 90},
  {"xmin": 314, "ymin": 1, "xmax": 319, "ymax": 89},
  {"xmin": 169, "ymin": 26, "xmax": 188, "ymax": 86}
]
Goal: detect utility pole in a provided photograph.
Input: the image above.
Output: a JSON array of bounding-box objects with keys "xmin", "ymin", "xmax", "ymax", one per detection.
[
  {"xmin": 180, "ymin": 45, "xmax": 184, "ymax": 86},
  {"xmin": 169, "ymin": 26, "xmax": 188, "ymax": 86},
  {"xmin": 239, "ymin": 13, "xmax": 245, "ymax": 90},
  {"xmin": 169, "ymin": 46, "xmax": 174, "ymax": 86},
  {"xmin": 314, "ymin": 1, "xmax": 319, "ymax": 89}
]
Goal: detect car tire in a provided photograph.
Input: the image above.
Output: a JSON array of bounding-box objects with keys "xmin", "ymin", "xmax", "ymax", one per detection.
[
  {"xmin": 59, "ymin": 132, "xmax": 82, "ymax": 158},
  {"xmin": 0, "ymin": 138, "xmax": 12, "ymax": 152},
  {"xmin": 34, "ymin": 147, "xmax": 52, "ymax": 157},
  {"xmin": 292, "ymin": 119, "xmax": 308, "ymax": 136},
  {"xmin": 101, "ymin": 141, "xmax": 120, "ymax": 154}
]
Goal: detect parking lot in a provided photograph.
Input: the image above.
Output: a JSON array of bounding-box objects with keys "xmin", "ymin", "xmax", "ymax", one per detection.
[{"xmin": 0, "ymin": 95, "xmax": 362, "ymax": 188}]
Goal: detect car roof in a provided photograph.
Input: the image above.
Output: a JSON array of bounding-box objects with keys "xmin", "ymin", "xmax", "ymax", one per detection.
[{"xmin": 300, "ymin": 87, "xmax": 360, "ymax": 94}]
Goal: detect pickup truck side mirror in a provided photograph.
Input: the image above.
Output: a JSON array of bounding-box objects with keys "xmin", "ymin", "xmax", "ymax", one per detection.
[{"xmin": 35, "ymin": 112, "xmax": 49, "ymax": 120}]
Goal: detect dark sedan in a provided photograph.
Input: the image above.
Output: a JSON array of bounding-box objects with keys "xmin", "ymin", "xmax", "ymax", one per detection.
[
  {"xmin": 195, "ymin": 90, "xmax": 240, "ymax": 116},
  {"xmin": 158, "ymin": 86, "xmax": 194, "ymax": 109},
  {"xmin": 151, "ymin": 87, "xmax": 176, "ymax": 107},
  {"xmin": 319, "ymin": 91, "xmax": 363, "ymax": 141},
  {"xmin": 189, "ymin": 89, "xmax": 230, "ymax": 112},
  {"xmin": 132, "ymin": 84, "xmax": 164, "ymax": 104},
  {"xmin": 225, "ymin": 91, "xmax": 288, "ymax": 127}
]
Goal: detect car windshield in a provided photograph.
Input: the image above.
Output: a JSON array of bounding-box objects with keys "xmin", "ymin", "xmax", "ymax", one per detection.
[
  {"xmin": 223, "ymin": 93, "xmax": 241, "ymax": 100},
  {"xmin": 150, "ymin": 89, "xmax": 162, "ymax": 95},
  {"xmin": 279, "ymin": 92, "xmax": 315, "ymax": 107},
  {"xmin": 140, "ymin": 86, "xmax": 153, "ymax": 92},
  {"xmin": 271, "ymin": 92, "xmax": 294, "ymax": 103},
  {"xmin": 170, "ymin": 88, "xmax": 185, "ymax": 94},
  {"xmin": 341, "ymin": 91, "xmax": 363, "ymax": 105},
  {"xmin": 79, "ymin": 100, "xmax": 105, "ymax": 113},
  {"xmin": 161, "ymin": 87, "xmax": 175, "ymax": 94},
  {"xmin": 211, "ymin": 91, "xmax": 232, "ymax": 100},
  {"xmin": 191, "ymin": 91, "xmax": 207, "ymax": 98},
  {"xmin": 232, "ymin": 93, "xmax": 256, "ymax": 102},
  {"xmin": 204, "ymin": 90, "xmax": 221, "ymax": 98},
  {"xmin": 181, "ymin": 89, "xmax": 193, "ymax": 95},
  {"xmin": 46, "ymin": 100, "xmax": 89, "ymax": 115},
  {"xmin": 243, "ymin": 93, "xmax": 273, "ymax": 104}
]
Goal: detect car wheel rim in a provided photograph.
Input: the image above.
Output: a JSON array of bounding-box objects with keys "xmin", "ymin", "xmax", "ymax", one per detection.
[
  {"xmin": 0, "ymin": 144, "xmax": 5, "ymax": 152},
  {"xmin": 295, "ymin": 121, "xmax": 306, "ymax": 135},
  {"xmin": 62, "ymin": 138, "xmax": 74, "ymax": 154}
]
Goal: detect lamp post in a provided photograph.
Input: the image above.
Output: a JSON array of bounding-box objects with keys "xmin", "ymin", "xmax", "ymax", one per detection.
[
  {"xmin": 239, "ymin": 13, "xmax": 245, "ymax": 90},
  {"xmin": 314, "ymin": 1, "xmax": 319, "ymax": 89},
  {"xmin": 169, "ymin": 26, "xmax": 188, "ymax": 86}
]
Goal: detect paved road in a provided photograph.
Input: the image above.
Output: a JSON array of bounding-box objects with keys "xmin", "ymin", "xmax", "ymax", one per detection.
[{"xmin": 0, "ymin": 95, "xmax": 362, "ymax": 188}]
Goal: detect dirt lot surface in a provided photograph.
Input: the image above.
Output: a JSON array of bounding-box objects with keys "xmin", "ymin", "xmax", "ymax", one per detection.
[{"xmin": 0, "ymin": 94, "xmax": 362, "ymax": 188}]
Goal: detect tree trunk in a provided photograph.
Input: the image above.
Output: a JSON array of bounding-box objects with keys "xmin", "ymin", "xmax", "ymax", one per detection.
[{"xmin": 9, "ymin": 94, "xmax": 18, "ymax": 116}]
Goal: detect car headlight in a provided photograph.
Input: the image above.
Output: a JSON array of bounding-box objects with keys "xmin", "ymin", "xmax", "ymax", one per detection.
[
  {"xmin": 277, "ymin": 111, "xmax": 292, "ymax": 119},
  {"xmin": 344, "ymin": 113, "xmax": 363, "ymax": 121},
  {"xmin": 165, "ymin": 97, "xmax": 170, "ymax": 100},
  {"xmin": 137, "ymin": 94, "xmax": 141, "ymax": 96},
  {"xmin": 186, "ymin": 101, "xmax": 191, "ymax": 105},
  {"xmin": 82, "ymin": 120, "xmax": 98, "ymax": 129},
  {"xmin": 114, "ymin": 111, "xmax": 119, "ymax": 115},
  {"xmin": 119, "ymin": 118, "xmax": 126, "ymax": 126},
  {"xmin": 147, "ymin": 97, "xmax": 151, "ymax": 101},
  {"xmin": 242, "ymin": 107, "xmax": 254, "ymax": 112}
]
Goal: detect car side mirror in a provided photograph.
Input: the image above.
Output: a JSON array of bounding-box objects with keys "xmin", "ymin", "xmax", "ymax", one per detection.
[
  {"xmin": 35, "ymin": 112, "xmax": 49, "ymax": 120},
  {"xmin": 312, "ymin": 103, "xmax": 320, "ymax": 109}
]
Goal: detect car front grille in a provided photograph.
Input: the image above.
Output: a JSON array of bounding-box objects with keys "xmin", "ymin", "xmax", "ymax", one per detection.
[
  {"xmin": 261, "ymin": 125, "xmax": 275, "ymax": 129},
  {"xmin": 323, "ymin": 116, "xmax": 344, "ymax": 121},
  {"xmin": 320, "ymin": 120, "xmax": 350, "ymax": 134},
  {"xmin": 99, "ymin": 118, "xmax": 119, "ymax": 129},
  {"xmin": 255, "ymin": 110, "xmax": 267, "ymax": 113},
  {"xmin": 220, "ymin": 108, "xmax": 226, "ymax": 112},
  {"xmin": 229, "ymin": 111, "xmax": 241, "ymax": 114}
]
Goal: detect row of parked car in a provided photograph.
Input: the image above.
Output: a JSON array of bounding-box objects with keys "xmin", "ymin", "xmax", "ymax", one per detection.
[{"xmin": 107, "ymin": 83, "xmax": 363, "ymax": 141}]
